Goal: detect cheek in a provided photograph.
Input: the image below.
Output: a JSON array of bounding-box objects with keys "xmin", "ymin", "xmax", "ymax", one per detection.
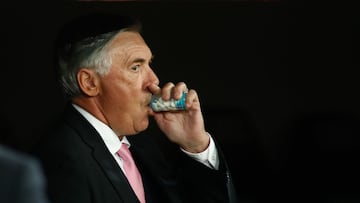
[
  {"xmin": 103, "ymin": 69, "xmax": 145, "ymax": 105},
  {"xmin": 117, "ymin": 70, "xmax": 142, "ymax": 90},
  {"xmin": 104, "ymin": 71, "xmax": 134, "ymax": 94}
]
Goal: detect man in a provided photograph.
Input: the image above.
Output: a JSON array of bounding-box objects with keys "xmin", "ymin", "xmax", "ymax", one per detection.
[{"xmin": 34, "ymin": 13, "xmax": 237, "ymax": 203}]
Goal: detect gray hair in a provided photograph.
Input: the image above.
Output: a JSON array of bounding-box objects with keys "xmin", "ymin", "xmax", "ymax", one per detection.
[{"xmin": 57, "ymin": 26, "xmax": 140, "ymax": 100}]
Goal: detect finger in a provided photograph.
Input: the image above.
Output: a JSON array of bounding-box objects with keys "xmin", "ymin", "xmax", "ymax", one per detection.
[
  {"xmin": 148, "ymin": 83, "xmax": 161, "ymax": 95},
  {"xmin": 185, "ymin": 89, "xmax": 199, "ymax": 109},
  {"xmin": 161, "ymin": 82, "xmax": 175, "ymax": 100},
  {"xmin": 173, "ymin": 82, "xmax": 188, "ymax": 100}
]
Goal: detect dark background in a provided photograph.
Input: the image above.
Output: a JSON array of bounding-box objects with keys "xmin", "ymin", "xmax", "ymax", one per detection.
[{"xmin": 1, "ymin": 1, "xmax": 359, "ymax": 202}]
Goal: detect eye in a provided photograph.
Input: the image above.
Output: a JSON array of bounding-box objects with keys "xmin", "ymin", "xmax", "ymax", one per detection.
[{"xmin": 131, "ymin": 64, "xmax": 140, "ymax": 72}]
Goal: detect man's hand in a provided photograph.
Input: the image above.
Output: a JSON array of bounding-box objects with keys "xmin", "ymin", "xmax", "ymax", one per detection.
[{"xmin": 148, "ymin": 82, "xmax": 210, "ymax": 153}]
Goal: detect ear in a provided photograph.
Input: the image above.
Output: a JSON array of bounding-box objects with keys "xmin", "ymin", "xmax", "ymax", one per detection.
[{"xmin": 77, "ymin": 68, "xmax": 100, "ymax": 97}]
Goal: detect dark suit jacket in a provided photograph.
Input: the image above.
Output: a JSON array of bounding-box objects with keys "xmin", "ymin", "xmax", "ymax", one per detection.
[
  {"xmin": 0, "ymin": 145, "xmax": 49, "ymax": 203},
  {"xmin": 33, "ymin": 104, "xmax": 237, "ymax": 203}
]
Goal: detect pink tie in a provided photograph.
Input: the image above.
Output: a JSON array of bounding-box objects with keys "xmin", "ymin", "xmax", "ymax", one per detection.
[{"xmin": 116, "ymin": 143, "xmax": 146, "ymax": 203}]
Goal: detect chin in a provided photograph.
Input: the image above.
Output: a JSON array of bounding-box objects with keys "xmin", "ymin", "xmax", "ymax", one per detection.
[
  {"xmin": 134, "ymin": 119, "xmax": 149, "ymax": 134},
  {"xmin": 141, "ymin": 120, "xmax": 150, "ymax": 131}
]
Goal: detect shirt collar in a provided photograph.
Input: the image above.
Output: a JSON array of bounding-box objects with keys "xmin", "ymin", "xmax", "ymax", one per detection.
[{"xmin": 72, "ymin": 103, "xmax": 130, "ymax": 154}]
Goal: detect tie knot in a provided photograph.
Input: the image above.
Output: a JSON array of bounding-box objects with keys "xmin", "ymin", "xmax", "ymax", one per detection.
[{"xmin": 116, "ymin": 143, "xmax": 132, "ymax": 161}]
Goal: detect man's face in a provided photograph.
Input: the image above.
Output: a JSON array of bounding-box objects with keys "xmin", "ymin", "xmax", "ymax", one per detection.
[{"xmin": 98, "ymin": 31, "xmax": 159, "ymax": 136}]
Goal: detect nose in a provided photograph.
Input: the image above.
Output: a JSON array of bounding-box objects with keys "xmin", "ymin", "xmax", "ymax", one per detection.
[
  {"xmin": 143, "ymin": 66, "xmax": 159, "ymax": 91},
  {"xmin": 147, "ymin": 66, "xmax": 159, "ymax": 86}
]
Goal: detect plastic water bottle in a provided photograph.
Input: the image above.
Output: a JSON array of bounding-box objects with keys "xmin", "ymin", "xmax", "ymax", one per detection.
[{"xmin": 150, "ymin": 92, "xmax": 187, "ymax": 112}]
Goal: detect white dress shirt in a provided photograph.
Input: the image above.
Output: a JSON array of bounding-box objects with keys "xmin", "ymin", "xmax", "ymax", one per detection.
[{"xmin": 72, "ymin": 104, "xmax": 219, "ymax": 171}]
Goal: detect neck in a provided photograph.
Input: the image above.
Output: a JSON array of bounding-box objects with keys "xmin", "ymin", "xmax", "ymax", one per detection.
[{"xmin": 73, "ymin": 96, "xmax": 109, "ymax": 126}]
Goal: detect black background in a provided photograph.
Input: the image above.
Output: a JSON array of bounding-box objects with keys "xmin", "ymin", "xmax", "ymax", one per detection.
[{"xmin": 1, "ymin": 1, "xmax": 359, "ymax": 202}]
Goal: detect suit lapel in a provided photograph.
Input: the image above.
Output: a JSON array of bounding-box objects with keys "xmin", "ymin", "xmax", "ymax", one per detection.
[
  {"xmin": 91, "ymin": 146, "xmax": 139, "ymax": 203},
  {"xmin": 128, "ymin": 135, "xmax": 181, "ymax": 203},
  {"xmin": 64, "ymin": 105, "xmax": 139, "ymax": 203}
]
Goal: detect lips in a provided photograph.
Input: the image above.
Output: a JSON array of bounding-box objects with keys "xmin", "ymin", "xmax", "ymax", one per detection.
[{"xmin": 145, "ymin": 94, "xmax": 153, "ymax": 106}]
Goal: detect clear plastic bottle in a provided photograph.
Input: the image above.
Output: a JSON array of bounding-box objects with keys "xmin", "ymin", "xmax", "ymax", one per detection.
[{"xmin": 150, "ymin": 92, "xmax": 187, "ymax": 112}]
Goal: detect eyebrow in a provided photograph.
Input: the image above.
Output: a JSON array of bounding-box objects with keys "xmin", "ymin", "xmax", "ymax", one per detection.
[
  {"xmin": 133, "ymin": 58, "xmax": 146, "ymax": 63},
  {"xmin": 132, "ymin": 55, "xmax": 154, "ymax": 64}
]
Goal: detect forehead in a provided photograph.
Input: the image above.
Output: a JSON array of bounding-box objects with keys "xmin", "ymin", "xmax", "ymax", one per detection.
[
  {"xmin": 107, "ymin": 32, "xmax": 153, "ymax": 66},
  {"xmin": 108, "ymin": 31, "xmax": 150, "ymax": 54}
]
